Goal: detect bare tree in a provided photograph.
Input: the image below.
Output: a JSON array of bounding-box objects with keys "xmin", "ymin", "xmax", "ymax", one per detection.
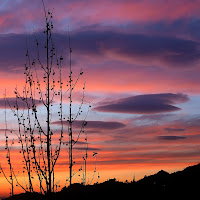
[
  {"xmin": 1, "ymin": 1, "xmax": 98, "ymax": 197},
  {"xmin": 7, "ymin": 1, "xmax": 64, "ymax": 195}
]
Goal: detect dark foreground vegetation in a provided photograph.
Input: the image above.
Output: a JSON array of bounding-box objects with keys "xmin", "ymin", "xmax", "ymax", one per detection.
[{"xmin": 3, "ymin": 163, "xmax": 200, "ymax": 199}]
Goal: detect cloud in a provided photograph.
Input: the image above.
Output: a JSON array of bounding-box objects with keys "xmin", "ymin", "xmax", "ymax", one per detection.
[
  {"xmin": 93, "ymin": 93, "xmax": 189, "ymax": 114},
  {"xmin": 131, "ymin": 114, "xmax": 175, "ymax": 122},
  {"xmin": 0, "ymin": 97, "xmax": 43, "ymax": 109},
  {"xmin": 52, "ymin": 120, "xmax": 126, "ymax": 130},
  {"xmin": 71, "ymin": 28, "xmax": 200, "ymax": 67},
  {"xmin": 165, "ymin": 128, "xmax": 185, "ymax": 132},
  {"xmin": 74, "ymin": 147, "xmax": 101, "ymax": 151},
  {"xmin": 1, "ymin": 29, "xmax": 200, "ymax": 73},
  {"xmin": 157, "ymin": 136, "xmax": 186, "ymax": 140},
  {"xmin": 1, "ymin": 0, "xmax": 200, "ymax": 34},
  {"xmin": 100, "ymin": 32, "xmax": 200, "ymax": 68},
  {"xmin": 68, "ymin": 30, "xmax": 200, "ymax": 68}
]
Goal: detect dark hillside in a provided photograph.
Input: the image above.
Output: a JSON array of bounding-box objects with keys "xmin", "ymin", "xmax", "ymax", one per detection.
[{"xmin": 4, "ymin": 163, "xmax": 200, "ymax": 200}]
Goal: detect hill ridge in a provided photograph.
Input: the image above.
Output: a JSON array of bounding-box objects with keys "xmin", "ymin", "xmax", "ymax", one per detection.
[{"xmin": 3, "ymin": 163, "xmax": 200, "ymax": 199}]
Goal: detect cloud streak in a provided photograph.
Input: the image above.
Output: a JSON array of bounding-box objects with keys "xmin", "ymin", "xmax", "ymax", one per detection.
[
  {"xmin": 165, "ymin": 128, "xmax": 185, "ymax": 132},
  {"xmin": 0, "ymin": 97, "xmax": 43, "ymax": 109},
  {"xmin": 52, "ymin": 120, "xmax": 126, "ymax": 130},
  {"xmin": 157, "ymin": 136, "xmax": 187, "ymax": 140}
]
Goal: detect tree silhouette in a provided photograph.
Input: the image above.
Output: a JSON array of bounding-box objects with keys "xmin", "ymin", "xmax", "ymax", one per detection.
[
  {"xmin": 0, "ymin": 0, "xmax": 92, "ymax": 197},
  {"xmin": 0, "ymin": 1, "xmax": 100, "ymax": 198}
]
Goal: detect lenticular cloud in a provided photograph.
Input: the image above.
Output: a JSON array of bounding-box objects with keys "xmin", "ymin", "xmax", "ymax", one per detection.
[{"xmin": 93, "ymin": 93, "xmax": 189, "ymax": 114}]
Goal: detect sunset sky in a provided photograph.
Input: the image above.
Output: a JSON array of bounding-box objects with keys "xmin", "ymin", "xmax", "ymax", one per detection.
[{"xmin": 1, "ymin": 0, "xmax": 200, "ymax": 197}]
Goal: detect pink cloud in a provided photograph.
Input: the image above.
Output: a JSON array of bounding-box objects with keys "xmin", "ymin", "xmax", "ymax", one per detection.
[
  {"xmin": 1, "ymin": 0, "xmax": 200, "ymax": 33},
  {"xmin": 51, "ymin": 0, "xmax": 200, "ymax": 27}
]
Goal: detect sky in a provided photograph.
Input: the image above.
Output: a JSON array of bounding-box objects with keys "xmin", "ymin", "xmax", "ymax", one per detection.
[{"xmin": 1, "ymin": 0, "xmax": 200, "ymax": 197}]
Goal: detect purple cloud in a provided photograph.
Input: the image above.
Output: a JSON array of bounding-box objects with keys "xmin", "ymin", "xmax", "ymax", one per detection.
[
  {"xmin": 52, "ymin": 120, "xmax": 126, "ymax": 130},
  {"xmin": 74, "ymin": 147, "xmax": 101, "ymax": 151},
  {"xmin": 71, "ymin": 30, "xmax": 200, "ymax": 68},
  {"xmin": 157, "ymin": 136, "xmax": 186, "ymax": 140},
  {"xmin": 93, "ymin": 93, "xmax": 189, "ymax": 114},
  {"xmin": 0, "ymin": 97, "xmax": 43, "ymax": 109},
  {"xmin": 1, "ymin": 29, "xmax": 200, "ymax": 72}
]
